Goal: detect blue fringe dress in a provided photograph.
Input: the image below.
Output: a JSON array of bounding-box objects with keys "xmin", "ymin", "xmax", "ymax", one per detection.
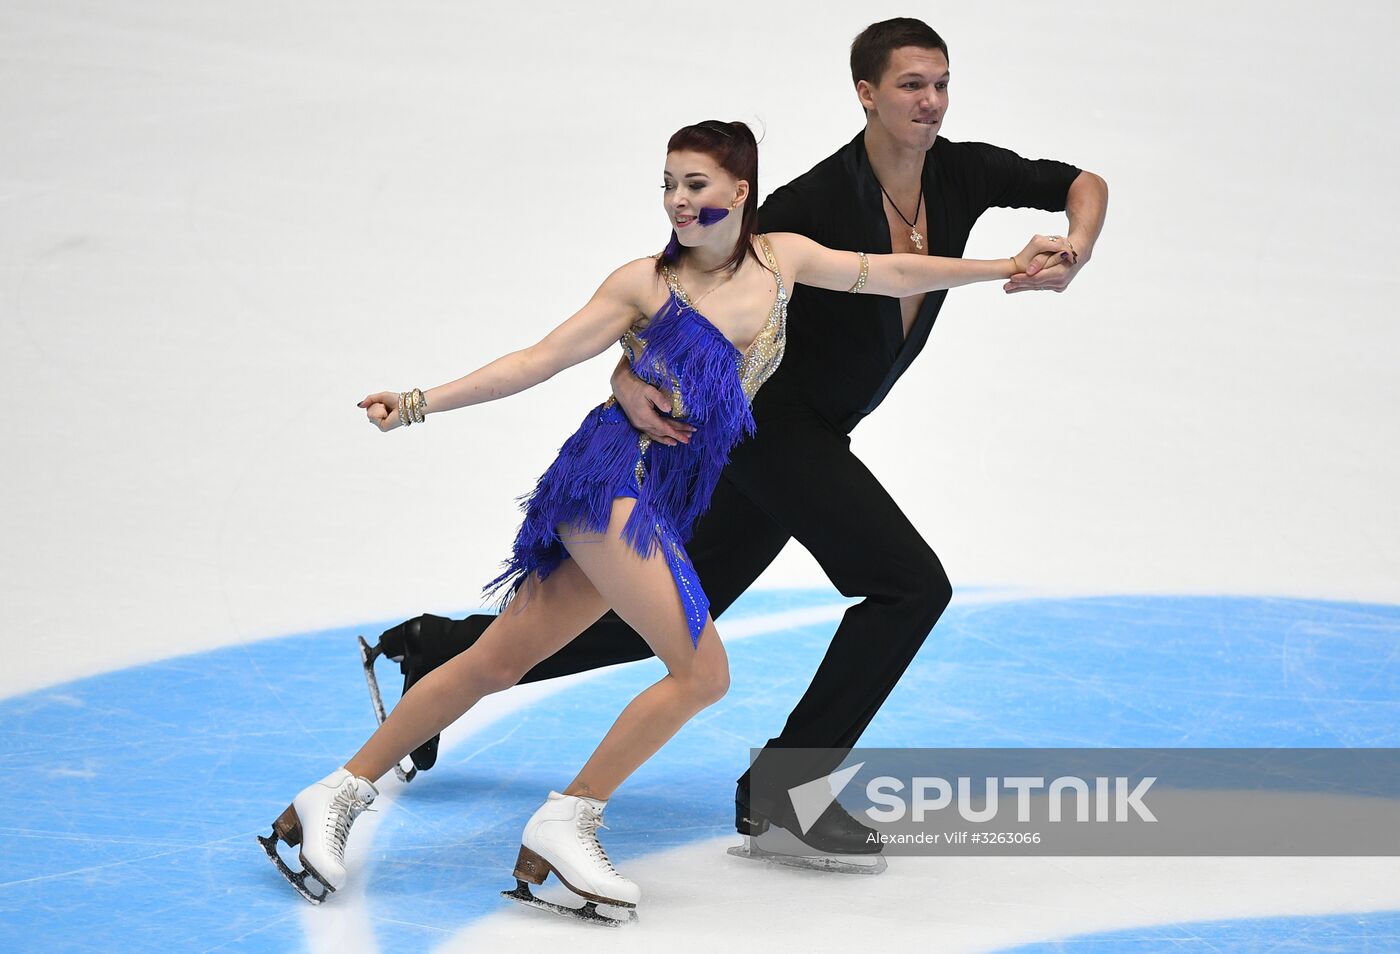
[{"xmin": 485, "ymin": 235, "xmax": 789, "ymax": 646}]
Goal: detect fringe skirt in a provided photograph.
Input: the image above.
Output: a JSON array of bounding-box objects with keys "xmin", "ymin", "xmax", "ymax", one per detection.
[{"xmin": 483, "ymin": 400, "xmax": 711, "ymax": 645}]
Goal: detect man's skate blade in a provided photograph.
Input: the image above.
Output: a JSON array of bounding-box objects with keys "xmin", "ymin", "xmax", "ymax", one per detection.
[
  {"xmin": 257, "ymin": 832, "xmax": 333, "ymax": 904},
  {"xmin": 502, "ymin": 881, "xmax": 638, "ymax": 926},
  {"xmin": 356, "ymin": 636, "xmax": 417, "ymax": 783},
  {"xmin": 726, "ymin": 840, "xmax": 887, "ymax": 876}
]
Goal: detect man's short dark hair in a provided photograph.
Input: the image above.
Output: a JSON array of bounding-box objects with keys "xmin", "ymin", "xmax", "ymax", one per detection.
[{"xmin": 849, "ymin": 18, "xmax": 949, "ymax": 88}]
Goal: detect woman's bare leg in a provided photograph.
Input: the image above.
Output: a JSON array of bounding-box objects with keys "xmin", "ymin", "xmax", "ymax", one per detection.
[
  {"xmin": 557, "ymin": 497, "xmax": 730, "ymax": 801},
  {"xmin": 343, "ymin": 559, "xmax": 608, "ymax": 782}
]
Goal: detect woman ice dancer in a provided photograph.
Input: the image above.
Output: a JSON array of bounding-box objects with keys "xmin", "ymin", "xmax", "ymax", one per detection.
[{"xmin": 258, "ymin": 120, "xmax": 1069, "ymax": 923}]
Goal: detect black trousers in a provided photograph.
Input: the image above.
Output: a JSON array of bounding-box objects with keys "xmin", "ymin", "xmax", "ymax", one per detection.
[{"xmin": 412, "ymin": 397, "xmax": 952, "ymax": 797}]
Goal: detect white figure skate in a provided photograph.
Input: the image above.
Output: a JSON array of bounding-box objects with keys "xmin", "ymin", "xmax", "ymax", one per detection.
[
  {"xmin": 258, "ymin": 768, "xmax": 378, "ymax": 904},
  {"xmin": 502, "ymin": 791, "xmax": 640, "ymax": 926}
]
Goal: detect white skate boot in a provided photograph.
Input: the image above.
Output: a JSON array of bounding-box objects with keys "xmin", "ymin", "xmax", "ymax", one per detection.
[
  {"xmin": 502, "ymin": 791, "xmax": 640, "ymax": 925},
  {"xmin": 258, "ymin": 768, "xmax": 378, "ymax": 904}
]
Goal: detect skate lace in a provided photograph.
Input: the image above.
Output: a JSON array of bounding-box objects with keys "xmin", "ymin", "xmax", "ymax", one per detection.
[
  {"xmin": 326, "ymin": 784, "xmax": 374, "ymax": 863},
  {"xmin": 576, "ymin": 804, "xmax": 618, "ymax": 874}
]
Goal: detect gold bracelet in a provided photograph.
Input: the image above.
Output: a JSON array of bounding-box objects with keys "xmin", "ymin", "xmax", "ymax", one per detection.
[
  {"xmin": 413, "ymin": 387, "xmax": 426, "ymax": 423},
  {"xmin": 416, "ymin": 388, "xmax": 429, "ymax": 419},
  {"xmin": 847, "ymin": 251, "xmax": 869, "ymax": 293},
  {"xmin": 398, "ymin": 392, "xmax": 411, "ymax": 428},
  {"xmin": 1009, "ymin": 257, "xmax": 1021, "ymax": 277}
]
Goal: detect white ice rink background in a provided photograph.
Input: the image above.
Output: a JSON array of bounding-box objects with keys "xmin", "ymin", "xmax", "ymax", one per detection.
[{"xmin": 2, "ymin": 2, "xmax": 1399, "ymax": 951}]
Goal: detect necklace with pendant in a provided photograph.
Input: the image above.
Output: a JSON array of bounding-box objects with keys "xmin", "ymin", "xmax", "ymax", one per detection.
[
  {"xmin": 875, "ymin": 176, "xmax": 925, "ymax": 251},
  {"xmin": 678, "ymin": 264, "xmax": 734, "ymax": 310}
]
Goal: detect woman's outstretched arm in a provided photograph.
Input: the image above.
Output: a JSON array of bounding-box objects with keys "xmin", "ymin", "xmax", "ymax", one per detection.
[
  {"xmin": 359, "ymin": 259, "xmax": 655, "ymax": 430},
  {"xmin": 769, "ymin": 232, "xmax": 1071, "ymax": 297}
]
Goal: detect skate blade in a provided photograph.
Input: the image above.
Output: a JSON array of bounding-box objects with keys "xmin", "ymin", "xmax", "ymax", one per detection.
[
  {"xmin": 726, "ymin": 839, "xmax": 888, "ymax": 876},
  {"xmin": 357, "ymin": 635, "xmax": 416, "ymax": 784},
  {"xmin": 257, "ymin": 831, "xmax": 333, "ymax": 904},
  {"xmin": 502, "ymin": 881, "xmax": 638, "ymax": 926}
]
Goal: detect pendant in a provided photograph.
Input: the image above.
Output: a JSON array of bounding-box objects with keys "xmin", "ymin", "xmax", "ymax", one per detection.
[{"xmin": 910, "ymin": 228, "xmax": 924, "ymax": 251}]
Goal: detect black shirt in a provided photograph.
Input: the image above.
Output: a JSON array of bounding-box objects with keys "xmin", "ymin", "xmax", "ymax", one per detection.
[{"xmin": 756, "ymin": 131, "xmax": 1081, "ymax": 432}]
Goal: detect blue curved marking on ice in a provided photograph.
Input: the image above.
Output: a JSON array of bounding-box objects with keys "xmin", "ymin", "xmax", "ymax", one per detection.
[
  {"xmin": 1000, "ymin": 909, "xmax": 1400, "ymax": 951},
  {"xmin": 0, "ymin": 593, "xmax": 1398, "ymax": 952}
]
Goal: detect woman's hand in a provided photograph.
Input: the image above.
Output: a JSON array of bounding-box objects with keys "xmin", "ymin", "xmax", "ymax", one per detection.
[
  {"xmin": 1010, "ymin": 234, "xmax": 1077, "ymax": 277},
  {"xmin": 358, "ymin": 391, "xmax": 402, "ymax": 432}
]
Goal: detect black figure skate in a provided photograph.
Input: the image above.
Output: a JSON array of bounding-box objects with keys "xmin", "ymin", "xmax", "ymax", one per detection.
[
  {"xmin": 357, "ymin": 614, "xmax": 465, "ymax": 782},
  {"xmin": 729, "ymin": 783, "xmax": 888, "ymax": 875}
]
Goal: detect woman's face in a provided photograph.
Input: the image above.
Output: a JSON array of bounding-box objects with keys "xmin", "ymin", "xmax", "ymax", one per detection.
[{"xmin": 662, "ymin": 150, "xmax": 746, "ymax": 248}]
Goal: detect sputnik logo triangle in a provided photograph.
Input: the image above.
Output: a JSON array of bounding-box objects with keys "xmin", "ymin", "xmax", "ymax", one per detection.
[{"xmin": 787, "ymin": 762, "xmax": 865, "ymax": 835}]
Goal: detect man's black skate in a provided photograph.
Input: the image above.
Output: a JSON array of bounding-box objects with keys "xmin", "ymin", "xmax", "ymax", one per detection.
[
  {"xmin": 729, "ymin": 783, "xmax": 887, "ymax": 875},
  {"xmin": 358, "ymin": 614, "xmax": 467, "ymax": 782}
]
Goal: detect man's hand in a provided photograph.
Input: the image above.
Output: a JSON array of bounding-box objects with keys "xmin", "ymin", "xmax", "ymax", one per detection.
[
  {"xmin": 1008, "ymin": 170, "xmax": 1107, "ymax": 295},
  {"xmin": 1004, "ymin": 238, "xmax": 1090, "ymax": 294},
  {"xmin": 611, "ymin": 357, "xmax": 695, "ymax": 446}
]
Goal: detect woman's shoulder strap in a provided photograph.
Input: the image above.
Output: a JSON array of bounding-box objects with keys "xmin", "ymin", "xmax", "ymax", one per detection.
[{"xmin": 755, "ymin": 234, "xmax": 786, "ymax": 296}]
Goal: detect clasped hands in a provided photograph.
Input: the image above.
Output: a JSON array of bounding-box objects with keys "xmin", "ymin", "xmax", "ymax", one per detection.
[{"xmin": 1007, "ymin": 232, "xmax": 1089, "ymax": 294}]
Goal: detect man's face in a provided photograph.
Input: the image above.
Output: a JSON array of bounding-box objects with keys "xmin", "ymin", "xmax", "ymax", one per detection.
[{"xmin": 858, "ymin": 46, "xmax": 949, "ymax": 151}]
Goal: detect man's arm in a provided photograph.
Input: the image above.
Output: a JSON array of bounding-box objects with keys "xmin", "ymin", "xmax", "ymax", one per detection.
[
  {"xmin": 610, "ymin": 353, "xmax": 695, "ymax": 446},
  {"xmin": 1065, "ymin": 170, "xmax": 1108, "ymax": 259},
  {"xmin": 1006, "ymin": 169, "xmax": 1108, "ymax": 294}
]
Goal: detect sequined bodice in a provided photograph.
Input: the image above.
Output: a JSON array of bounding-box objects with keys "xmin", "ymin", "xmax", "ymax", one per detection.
[{"xmin": 620, "ymin": 234, "xmax": 789, "ymax": 416}]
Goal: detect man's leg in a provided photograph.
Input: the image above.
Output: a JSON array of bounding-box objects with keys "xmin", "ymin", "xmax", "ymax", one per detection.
[{"xmin": 722, "ymin": 411, "xmax": 952, "ymax": 819}]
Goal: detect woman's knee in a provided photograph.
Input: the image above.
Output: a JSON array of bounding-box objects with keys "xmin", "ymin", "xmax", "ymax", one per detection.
[
  {"xmin": 465, "ymin": 651, "xmax": 530, "ymax": 696},
  {"xmin": 677, "ymin": 651, "xmax": 729, "ymax": 708}
]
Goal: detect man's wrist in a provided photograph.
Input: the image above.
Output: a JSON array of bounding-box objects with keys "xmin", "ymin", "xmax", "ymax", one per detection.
[
  {"xmin": 610, "ymin": 359, "xmax": 633, "ymax": 399},
  {"xmin": 1067, "ymin": 232, "xmax": 1095, "ymax": 262}
]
